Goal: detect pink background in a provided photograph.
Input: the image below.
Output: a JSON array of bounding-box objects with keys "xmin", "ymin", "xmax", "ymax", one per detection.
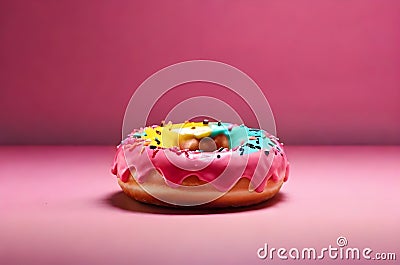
[
  {"xmin": 1, "ymin": 2, "xmax": 400, "ymax": 265},
  {"xmin": 1, "ymin": 0, "xmax": 399, "ymax": 145}
]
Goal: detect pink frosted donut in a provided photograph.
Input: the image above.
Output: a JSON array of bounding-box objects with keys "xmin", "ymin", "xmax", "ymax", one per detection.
[{"xmin": 112, "ymin": 121, "xmax": 289, "ymax": 207}]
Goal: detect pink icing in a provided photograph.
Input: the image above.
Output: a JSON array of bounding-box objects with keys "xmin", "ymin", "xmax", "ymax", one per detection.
[{"xmin": 111, "ymin": 136, "xmax": 289, "ymax": 193}]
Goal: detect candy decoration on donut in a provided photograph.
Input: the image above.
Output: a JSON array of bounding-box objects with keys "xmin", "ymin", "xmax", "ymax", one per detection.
[{"xmin": 112, "ymin": 120, "xmax": 289, "ymax": 207}]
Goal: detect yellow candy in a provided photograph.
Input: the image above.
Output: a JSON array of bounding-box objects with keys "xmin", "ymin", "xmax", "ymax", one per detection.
[
  {"xmin": 143, "ymin": 127, "xmax": 163, "ymax": 146},
  {"xmin": 173, "ymin": 126, "xmax": 212, "ymax": 139},
  {"xmin": 141, "ymin": 122, "xmax": 212, "ymax": 148}
]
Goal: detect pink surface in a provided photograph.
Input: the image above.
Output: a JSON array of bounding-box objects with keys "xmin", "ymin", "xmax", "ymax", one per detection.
[
  {"xmin": 1, "ymin": 146, "xmax": 399, "ymax": 265},
  {"xmin": 1, "ymin": 0, "xmax": 400, "ymax": 145}
]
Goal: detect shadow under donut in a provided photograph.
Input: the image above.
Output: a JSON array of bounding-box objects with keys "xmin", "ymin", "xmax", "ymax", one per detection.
[{"xmin": 103, "ymin": 190, "xmax": 287, "ymax": 215}]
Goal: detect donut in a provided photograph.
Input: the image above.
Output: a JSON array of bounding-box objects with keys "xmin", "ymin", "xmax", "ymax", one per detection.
[{"xmin": 111, "ymin": 121, "xmax": 289, "ymax": 208}]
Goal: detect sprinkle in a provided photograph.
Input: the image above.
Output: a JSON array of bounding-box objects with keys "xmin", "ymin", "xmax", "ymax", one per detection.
[
  {"xmin": 156, "ymin": 130, "xmax": 161, "ymax": 135},
  {"xmin": 240, "ymin": 150, "xmax": 244, "ymax": 156},
  {"xmin": 217, "ymin": 121, "xmax": 221, "ymax": 126},
  {"xmin": 271, "ymin": 139, "xmax": 278, "ymax": 145},
  {"xmin": 160, "ymin": 120, "xmax": 165, "ymax": 127},
  {"xmin": 249, "ymin": 136, "xmax": 257, "ymax": 140},
  {"xmin": 218, "ymin": 147, "xmax": 224, "ymax": 152},
  {"xmin": 264, "ymin": 150, "xmax": 270, "ymax": 156},
  {"xmin": 152, "ymin": 149, "xmax": 159, "ymax": 158},
  {"xmin": 268, "ymin": 142, "xmax": 274, "ymax": 147},
  {"xmin": 155, "ymin": 138, "xmax": 161, "ymax": 145},
  {"xmin": 140, "ymin": 146, "xmax": 145, "ymax": 154},
  {"xmin": 246, "ymin": 143, "xmax": 255, "ymax": 148},
  {"xmin": 217, "ymin": 155, "xmax": 221, "ymax": 159},
  {"xmin": 191, "ymin": 126, "xmax": 196, "ymax": 129},
  {"xmin": 255, "ymin": 146, "xmax": 261, "ymax": 149},
  {"xmin": 149, "ymin": 145, "xmax": 157, "ymax": 149},
  {"xmin": 203, "ymin": 119, "xmax": 209, "ymax": 125},
  {"xmin": 127, "ymin": 143, "xmax": 138, "ymax": 152}
]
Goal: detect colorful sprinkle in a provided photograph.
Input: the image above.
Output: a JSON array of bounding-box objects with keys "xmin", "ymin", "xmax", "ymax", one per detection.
[{"xmin": 152, "ymin": 149, "xmax": 159, "ymax": 158}]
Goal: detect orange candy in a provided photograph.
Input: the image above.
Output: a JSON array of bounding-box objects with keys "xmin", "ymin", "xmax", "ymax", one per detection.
[
  {"xmin": 179, "ymin": 138, "xmax": 200, "ymax": 151},
  {"xmin": 214, "ymin": 134, "xmax": 229, "ymax": 149}
]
